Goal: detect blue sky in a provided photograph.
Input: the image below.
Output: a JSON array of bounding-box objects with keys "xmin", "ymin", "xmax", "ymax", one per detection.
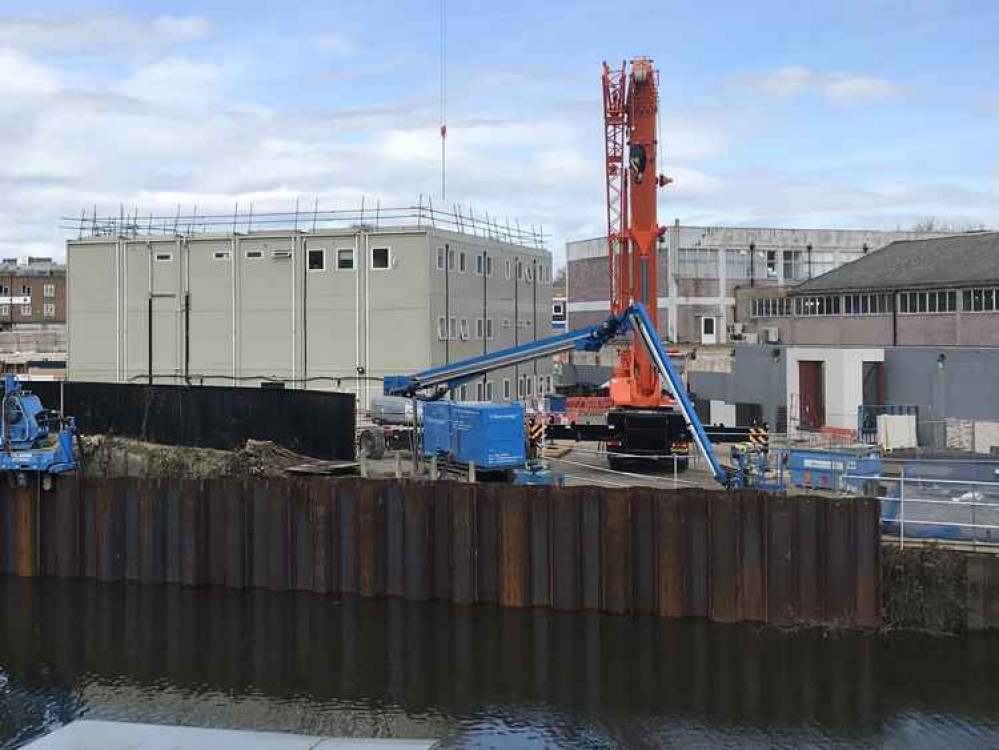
[{"xmin": 0, "ymin": 1, "xmax": 996, "ymax": 262}]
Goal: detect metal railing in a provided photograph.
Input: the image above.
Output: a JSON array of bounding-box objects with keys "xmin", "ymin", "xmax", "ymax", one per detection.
[
  {"xmin": 61, "ymin": 198, "xmax": 548, "ymax": 249},
  {"xmin": 844, "ymin": 472, "xmax": 999, "ymax": 549}
]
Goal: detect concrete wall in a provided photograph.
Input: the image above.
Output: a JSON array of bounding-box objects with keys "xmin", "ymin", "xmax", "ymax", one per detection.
[
  {"xmin": 786, "ymin": 347, "xmax": 883, "ymax": 433},
  {"xmin": 68, "ymin": 227, "xmax": 553, "ymax": 408},
  {"xmin": 883, "ymin": 348, "xmax": 999, "ymax": 421}
]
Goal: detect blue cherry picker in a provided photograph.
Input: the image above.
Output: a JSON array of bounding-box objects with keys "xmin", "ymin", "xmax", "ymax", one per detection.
[{"xmin": 384, "ymin": 302, "xmax": 783, "ymax": 490}]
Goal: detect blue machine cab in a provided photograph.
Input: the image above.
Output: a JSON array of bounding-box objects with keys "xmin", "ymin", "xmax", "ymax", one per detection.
[{"xmin": 0, "ymin": 375, "xmax": 79, "ymax": 487}]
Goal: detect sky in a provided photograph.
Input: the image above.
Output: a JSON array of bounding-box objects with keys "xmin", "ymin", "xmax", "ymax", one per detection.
[{"xmin": 0, "ymin": 0, "xmax": 997, "ymax": 265}]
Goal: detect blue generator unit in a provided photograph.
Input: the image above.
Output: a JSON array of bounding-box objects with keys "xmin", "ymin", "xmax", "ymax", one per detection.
[
  {"xmin": 422, "ymin": 401, "xmax": 526, "ymax": 470},
  {"xmin": 787, "ymin": 448, "xmax": 882, "ymax": 494}
]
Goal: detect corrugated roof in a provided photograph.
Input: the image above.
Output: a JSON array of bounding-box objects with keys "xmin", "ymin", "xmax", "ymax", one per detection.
[{"xmin": 791, "ymin": 232, "xmax": 999, "ymax": 294}]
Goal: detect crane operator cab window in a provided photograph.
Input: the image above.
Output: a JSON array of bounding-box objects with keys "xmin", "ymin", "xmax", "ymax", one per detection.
[{"xmin": 629, "ymin": 144, "xmax": 647, "ymax": 183}]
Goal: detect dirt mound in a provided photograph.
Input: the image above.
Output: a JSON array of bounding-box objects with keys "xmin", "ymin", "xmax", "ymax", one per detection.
[{"xmin": 80, "ymin": 436, "xmax": 316, "ymax": 479}]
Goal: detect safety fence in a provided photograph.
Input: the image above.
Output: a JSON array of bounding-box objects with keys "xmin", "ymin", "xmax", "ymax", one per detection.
[
  {"xmin": 28, "ymin": 381, "xmax": 356, "ymax": 461},
  {"xmin": 0, "ymin": 477, "xmax": 880, "ymax": 627}
]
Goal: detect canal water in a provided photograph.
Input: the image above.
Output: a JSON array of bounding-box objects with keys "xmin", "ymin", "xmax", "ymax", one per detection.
[{"xmin": 2, "ymin": 577, "xmax": 998, "ymax": 749}]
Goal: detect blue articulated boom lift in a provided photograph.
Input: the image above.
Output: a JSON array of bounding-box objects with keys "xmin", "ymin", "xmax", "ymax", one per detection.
[
  {"xmin": 0, "ymin": 375, "xmax": 79, "ymax": 489},
  {"xmin": 385, "ymin": 303, "xmax": 783, "ymax": 490}
]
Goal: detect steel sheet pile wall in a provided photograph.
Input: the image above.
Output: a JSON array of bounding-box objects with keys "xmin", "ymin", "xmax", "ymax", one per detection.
[
  {"xmin": 0, "ymin": 478, "xmax": 881, "ymax": 626},
  {"xmin": 28, "ymin": 382, "xmax": 356, "ymax": 460}
]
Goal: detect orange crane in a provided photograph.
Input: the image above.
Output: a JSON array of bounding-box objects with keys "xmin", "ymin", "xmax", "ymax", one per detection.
[{"xmin": 602, "ymin": 58, "xmax": 683, "ymax": 470}]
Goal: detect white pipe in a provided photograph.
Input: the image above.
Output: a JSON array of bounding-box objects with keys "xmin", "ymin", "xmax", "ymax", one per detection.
[
  {"xmin": 364, "ymin": 230, "xmax": 371, "ymax": 409},
  {"xmin": 354, "ymin": 231, "xmax": 360, "ymax": 402},
  {"xmin": 291, "ymin": 235, "xmax": 297, "ymax": 388},
  {"xmin": 114, "ymin": 239, "xmax": 120, "ymax": 380},
  {"xmin": 231, "ymin": 236, "xmax": 238, "ymax": 381}
]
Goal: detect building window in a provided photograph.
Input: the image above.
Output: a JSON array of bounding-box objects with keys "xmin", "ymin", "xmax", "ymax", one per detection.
[
  {"xmin": 677, "ymin": 248, "xmax": 719, "ymax": 278},
  {"xmin": 0, "ymin": 285, "xmax": 8, "ymax": 295},
  {"xmin": 0, "ymin": 306, "xmax": 8, "ymax": 316},
  {"xmin": 459, "ymin": 384, "xmax": 468, "ymax": 401},
  {"xmin": 766, "ymin": 251, "xmax": 777, "ymax": 278},
  {"xmin": 154, "ymin": 253, "xmax": 172, "ymax": 263},
  {"xmin": 43, "ymin": 303, "xmax": 55, "ymax": 317},
  {"xmin": 437, "ymin": 247, "xmax": 446, "ymax": 271},
  {"xmin": 526, "ymin": 265, "xmax": 534, "ymax": 283},
  {"xmin": 486, "ymin": 318, "xmax": 495, "ymax": 339},
  {"xmin": 448, "ymin": 316, "xmax": 457, "ymax": 340},
  {"xmin": 437, "ymin": 316, "xmax": 447, "ymax": 340},
  {"xmin": 726, "ymin": 250, "xmax": 749, "ymax": 279},
  {"xmin": 503, "ymin": 379, "xmax": 511, "ymax": 400},
  {"xmin": 516, "ymin": 261, "xmax": 523, "ymax": 281},
  {"xmin": 21, "ymin": 284, "xmax": 30, "ymax": 296},
  {"xmin": 526, "ymin": 376, "xmax": 534, "ymax": 397},
  {"xmin": 475, "ymin": 254, "xmax": 484, "ymax": 276},
  {"xmin": 476, "ymin": 381, "xmax": 485, "ymax": 401},
  {"xmin": 43, "ymin": 284, "xmax": 55, "ymax": 298},
  {"xmin": 213, "ymin": 251, "xmax": 230, "ymax": 261},
  {"xmin": 307, "ymin": 249, "xmax": 325, "ymax": 271},
  {"xmin": 447, "ymin": 248, "xmax": 456, "ymax": 271},
  {"xmin": 337, "ymin": 249, "xmax": 355, "ymax": 270},
  {"xmin": 459, "ymin": 251, "xmax": 467, "ymax": 273},
  {"xmin": 486, "ymin": 257, "xmax": 492, "ymax": 276},
  {"xmin": 459, "ymin": 318, "xmax": 469, "ymax": 340},
  {"xmin": 505, "ymin": 258, "xmax": 512, "ymax": 279},
  {"xmin": 245, "ymin": 250, "xmax": 263, "ymax": 259},
  {"xmin": 961, "ymin": 288, "xmax": 996, "ymax": 313},
  {"xmin": 783, "ymin": 250, "xmax": 804, "ymax": 281},
  {"xmin": 796, "ymin": 295, "xmax": 841, "ymax": 316},
  {"xmin": 371, "ymin": 247, "xmax": 391, "ymax": 270},
  {"xmin": 21, "ymin": 305, "xmax": 31, "ymax": 317},
  {"xmin": 502, "ymin": 317, "xmax": 511, "ymax": 328},
  {"xmin": 475, "ymin": 318, "xmax": 484, "ymax": 339},
  {"xmin": 751, "ymin": 297, "xmax": 790, "ymax": 318}
]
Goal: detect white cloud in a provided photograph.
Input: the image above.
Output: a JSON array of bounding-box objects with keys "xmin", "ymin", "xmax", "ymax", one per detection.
[
  {"xmin": 117, "ymin": 58, "xmax": 225, "ymax": 108},
  {"xmin": 0, "ymin": 49, "xmax": 60, "ymax": 101},
  {"xmin": 0, "ymin": 12, "xmax": 212, "ymax": 56},
  {"xmin": 741, "ymin": 66, "xmax": 900, "ymax": 103},
  {"xmin": 313, "ymin": 32, "xmax": 357, "ymax": 56}
]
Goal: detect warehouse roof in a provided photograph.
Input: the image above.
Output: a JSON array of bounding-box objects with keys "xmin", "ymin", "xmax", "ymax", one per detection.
[{"xmin": 791, "ymin": 232, "xmax": 999, "ymax": 294}]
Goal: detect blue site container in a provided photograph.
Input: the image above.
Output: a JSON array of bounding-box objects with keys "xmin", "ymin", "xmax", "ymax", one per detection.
[
  {"xmin": 787, "ymin": 448, "xmax": 882, "ymax": 493},
  {"xmin": 422, "ymin": 401, "xmax": 526, "ymax": 470}
]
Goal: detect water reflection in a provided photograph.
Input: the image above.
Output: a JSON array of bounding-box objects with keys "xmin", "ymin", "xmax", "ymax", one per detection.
[{"xmin": 2, "ymin": 577, "xmax": 998, "ymax": 749}]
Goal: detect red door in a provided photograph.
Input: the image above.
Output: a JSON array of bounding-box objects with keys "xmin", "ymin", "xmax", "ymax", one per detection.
[{"xmin": 798, "ymin": 361, "xmax": 825, "ymax": 430}]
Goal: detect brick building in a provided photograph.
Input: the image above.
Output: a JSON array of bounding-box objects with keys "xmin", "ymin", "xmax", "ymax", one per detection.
[
  {"xmin": 740, "ymin": 232, "xmax": 999, "ymax": 347},
  {"xmin": 566, "ymin": 224, "xmax": 940, "ymax": 345},
  {"xmin": 0, "ymin": 257, "xmax": 66, "ymax": 330}
]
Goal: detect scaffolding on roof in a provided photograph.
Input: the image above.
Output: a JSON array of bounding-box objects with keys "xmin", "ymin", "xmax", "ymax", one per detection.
[{"xmin": 61, "ymin": 196, "xmax": 548, "ymax": 250}]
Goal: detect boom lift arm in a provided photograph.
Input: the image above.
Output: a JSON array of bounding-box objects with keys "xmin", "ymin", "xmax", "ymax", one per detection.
[{"xmin": 384, "ymin": 303, "xmax": 730, "ymax": 487}]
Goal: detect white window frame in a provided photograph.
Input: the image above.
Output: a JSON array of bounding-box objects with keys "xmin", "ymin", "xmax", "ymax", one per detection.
[
  {"xmin": 459, "ymin": 384, "xmax": 468, "ymax": 401},
  {"xmin": 458, "ymin": 251, "xmax": 467, "ymax": 273},
  {"xmin": 475, "ymin": 318, "xmax": 484, "ymax": 340},
  {"xmin": 459, "ymin": 317, "xmax": 469, "ymax": 341},
  {"xmin": 307, "ymin": 248, "xmax": 326, "ymax": 272},
  {"xmin": 475, "ymin": 254, "xmax": 484, "ymax": 276},
  {"xmin": 503, "ymin": 378, "xmax": 511, "ymax": 400},
  {"xmin": 486, "ymin": 256, "xmax": 493, "ymax": 277},
  {"xmin": 245, "ymin": 250, "xmax": 263, "ymax": 259},
  {"xmin": 43, "ymin": 283, "xmax": 55, "ymax": 298},
  {"xmin": 448, "ymin": 316, "xmax": 457, "ymax": 340},
  {"xmin": 485, "ymin": 381, "xmax": 494, "ymax": 401},
  {"xmin": 336, "ymin": 248, "xmax": 355, "ymax": 271},
  {"xmin": 154, "ymin": 252, "xmax": 173, "ymax": 263},
  {"xmin": 476, "ymin": 381, "xmax": 485, "ymax": 401},
  {"xmin": 436, "ymin": 247, "xmax": 446, "ymax": 271},
  {"xmin": 448, "ymin": 248, "xmax": 456, "ymax": 271},
  {"xmin": 21, "ymin": 304, "xmax": 31, "ymax": 316},
  {"xmin": 213, "ymin": 251, "xmax": 231, "ymax": 261},
  {"xmin": 371, "ymin": 247, "xmax": 391, "ymax": 270},
  {"xmin": 43, "ymin": 303, "xmax": 55, "ymax": 317},
  {"xmin": 437, "ymin": 316, "xmax": 447, "ymax": 340},
  {"xmin": 486, "ymin": 318, "xmax": 495, "ymax": 340},
  {"xmin": 0, "ymin": 306, "xmax": 7, "ymax": 316},
  {"xmin": 505, "ymin": 258, "xmax": 512, "ymax": 279},
  {"xmin": 20, "ymin": 284, "xmax": 30, "ymax": 296}
]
